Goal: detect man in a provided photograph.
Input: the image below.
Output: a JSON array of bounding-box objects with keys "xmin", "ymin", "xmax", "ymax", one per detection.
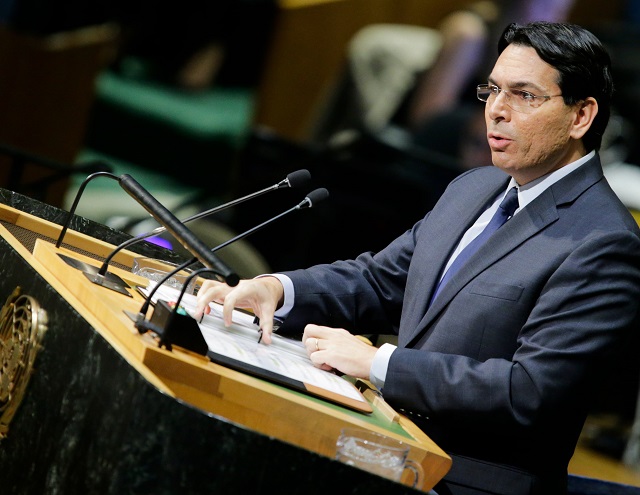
[{"xmin": 195, "ymin": 22, "xmax": 640, "ymax": 495}]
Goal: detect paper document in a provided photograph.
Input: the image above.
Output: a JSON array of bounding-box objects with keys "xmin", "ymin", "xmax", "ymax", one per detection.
[{"xmin": 139, "ymin": 283, "xmax": 370, "ymax": 410}]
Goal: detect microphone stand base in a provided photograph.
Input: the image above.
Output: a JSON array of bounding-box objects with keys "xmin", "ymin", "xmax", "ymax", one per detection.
[
  {"xmin": 148, "ymin": 299, "xmax": 209, "ymax": 356},
  {"xmin": 58, "ymin": 253, "xmax": 132, "ymax": 297},
  {"xmin": 83, "ymin": 271, "xmax": 132, "ymax": 297}
]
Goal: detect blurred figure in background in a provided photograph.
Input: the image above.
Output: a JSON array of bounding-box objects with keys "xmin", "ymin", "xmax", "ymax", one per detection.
[{"xmin": 312, "ymin": 0, "xmax": 576, "ymax": 170}]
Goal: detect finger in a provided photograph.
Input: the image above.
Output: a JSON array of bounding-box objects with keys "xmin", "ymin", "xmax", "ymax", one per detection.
[
  {"xmin": 194, "ymin": 287, "xmax": 214, "ymax": 319},
  {"xmin": 194, "ymin": 283, "xmax": 209, "ymax": 314},
  {"xmin": 194, "ymin": 280, "xmax": 227, "ymax": 317},
  {"xmin": 251, "ymin": 286, "xmax": 279, "ymax": 344},
  {"xmin": 319, "ymin": 363, "xmax": 334, "ymax": 372},
  {"xmin": 304, "ymin": 336, "xmax": 318, "ymax": 354},
  {"xmin": 302, "ymin": 324, "xmax": 322, "ymax": 342},
  {"xmin": 256, "ymin": 312, "xmax": 274, "ymax": 344},
  {"xmin": 193, "ymin": 304, "xmax": 211, "ymax": 320},
  {"xmin": 222, "ymin": 291, "xmax": 239, "ymax": 327},
  {"xmin": 220, "ymin": 284, "xmax": 256, "ymax": 326},
  {"xmin": 308, "ymin": 347, "xmax": 335, "ymax": 372}
]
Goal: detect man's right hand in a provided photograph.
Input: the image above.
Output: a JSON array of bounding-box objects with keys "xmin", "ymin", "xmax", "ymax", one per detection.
[{"xmin": 194, "ymin": 276, "xmax": 284, "ymax": 344}]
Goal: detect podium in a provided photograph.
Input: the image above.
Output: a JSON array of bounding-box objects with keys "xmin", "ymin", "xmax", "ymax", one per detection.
[{"xmin": 0, "ymin": 188, "xmax": 451, "ymax": 493}]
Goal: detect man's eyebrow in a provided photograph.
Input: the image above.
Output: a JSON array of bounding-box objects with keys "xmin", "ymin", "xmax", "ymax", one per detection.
[{"xmin": 487, "ymin": 77, "xmax": 546, "ymax": 93}]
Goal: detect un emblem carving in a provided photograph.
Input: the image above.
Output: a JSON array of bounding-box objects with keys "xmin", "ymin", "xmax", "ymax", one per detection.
[{"xmin": 0, "ymin": 287, "xmax": 48, "ymax": 439}]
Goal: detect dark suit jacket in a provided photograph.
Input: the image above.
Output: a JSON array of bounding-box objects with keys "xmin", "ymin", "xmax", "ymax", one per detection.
[{"xmin": 280, "ymin": 155, "xmax": 640, "ymax": 495}]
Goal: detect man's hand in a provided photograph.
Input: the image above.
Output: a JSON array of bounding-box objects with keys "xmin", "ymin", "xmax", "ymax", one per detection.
[
  {"xmin": 195, "ymin": 276, "xmax": 284, "ymax": 344},
  {"xmin": 302, "ymin": 324, "xmax": 378, "ymax": 379}
]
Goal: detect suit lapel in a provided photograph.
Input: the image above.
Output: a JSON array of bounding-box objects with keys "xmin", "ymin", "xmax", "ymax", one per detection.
[{"xmin": 399, "ymin": 174, "xmax": 509, "ymax": 345}]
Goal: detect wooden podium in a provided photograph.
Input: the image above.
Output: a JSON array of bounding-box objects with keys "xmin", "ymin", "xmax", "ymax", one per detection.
[{"xmin": 0, "ymin": 188, "xmax": 450, "ymax": 493}]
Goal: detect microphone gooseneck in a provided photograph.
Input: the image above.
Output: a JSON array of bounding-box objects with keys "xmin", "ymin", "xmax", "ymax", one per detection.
[
  {"xmin": 146, "ymin": 168, "xmax": 311, "ymax": 237},
  {"xmin": 55, "ymin": 171, "xmax": 120, "ymax": 248},
  {"xmin": 202, "ymin": 188, "xmax": 330, "ymax": 254},
  {"xmin": 174, "ymin": 267, "xmax": 216, "ymax": 313},
  {"xmin": 97, "ymin": 169, "xmax": 312, "ymax": 277}
]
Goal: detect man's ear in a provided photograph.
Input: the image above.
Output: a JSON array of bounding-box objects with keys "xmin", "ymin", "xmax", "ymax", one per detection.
[{"xmin": 570, "ymin": 97, "xmax": 598, "ymax": 140}]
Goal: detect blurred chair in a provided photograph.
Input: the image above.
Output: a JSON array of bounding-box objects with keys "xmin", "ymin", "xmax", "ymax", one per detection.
[
  {"xmin": 253, "ymin": 0, "xmax": 472, "ymax": 141},
  {"xmin": 83, "ymin": 64, "xmax": 255, "ymax": 196},
  {"xmin": 0, "ymin": 23, "xmax": 119, "ymax": 207}
]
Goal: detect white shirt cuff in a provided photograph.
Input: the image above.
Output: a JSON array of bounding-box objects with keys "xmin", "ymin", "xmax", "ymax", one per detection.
[
  {"xmin": 256, "ymin": 273, "xmax": 294, "ymax": 319},
  {"xmin": 369, "ymin": 342, "xmax": 396, "ymax": 390}
]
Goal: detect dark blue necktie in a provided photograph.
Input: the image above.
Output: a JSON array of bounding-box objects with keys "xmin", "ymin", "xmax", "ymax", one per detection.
[{"xmin": 430, "ymin": 187, "xmax": 519, "ymax": 304}]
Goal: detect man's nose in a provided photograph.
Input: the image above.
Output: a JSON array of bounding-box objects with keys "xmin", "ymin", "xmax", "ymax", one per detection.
[{"xmin": 487, "ymin": 90, "xmax": 510, "ymax": 119}]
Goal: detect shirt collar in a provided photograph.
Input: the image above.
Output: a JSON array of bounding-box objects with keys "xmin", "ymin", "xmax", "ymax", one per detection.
[{"xmin": 507, "ymin": 150, "xmax": 596, "ymax": 210}]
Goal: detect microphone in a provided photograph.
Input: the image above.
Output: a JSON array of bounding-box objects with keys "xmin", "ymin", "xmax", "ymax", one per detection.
[
  {"xmin": 115, "ymin": 174, "xmax": 239, "ymax": 286},
  {"xmin": 167, "ymin": 168, "xmax": 311, "ymax": 229},
  {"xmin": 54, "ymin": 170, "xmax": 140, "ymax": 294},
  {"xmin": 132, "ymin": 188, "xmax": 330, "ymax": 353},
  {"xmin": 95, "ymin": 169, "xmax": 311, "ymax": 278}
]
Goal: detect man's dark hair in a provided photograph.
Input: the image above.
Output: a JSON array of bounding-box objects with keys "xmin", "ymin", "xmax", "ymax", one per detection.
[{"xmin": 498, "ymin": 21, "xmax": 613, "ymax": 151}]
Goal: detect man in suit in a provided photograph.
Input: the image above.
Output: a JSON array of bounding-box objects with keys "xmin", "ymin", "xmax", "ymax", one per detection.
[{"xmin": 195, "ymin": 22, "xmax": 640, "ymax": 495}]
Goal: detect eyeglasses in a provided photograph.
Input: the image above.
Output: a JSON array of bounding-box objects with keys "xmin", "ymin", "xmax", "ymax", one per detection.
[{"xmin": 477, "ymin": 84, "xmax": 563, "ymax": 113}]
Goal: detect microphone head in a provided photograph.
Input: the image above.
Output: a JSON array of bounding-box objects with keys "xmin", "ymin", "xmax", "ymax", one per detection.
[
  {"xmin": 225, "ymin": 272, "xmax": 240, "ymax": 287},
  {"xmin": 284, "ymin": 169, "xmax": 311, "ymax": 188},
  {"xmin": 302, "ymin": 188, "xmax": 330, "ymax": 208}
]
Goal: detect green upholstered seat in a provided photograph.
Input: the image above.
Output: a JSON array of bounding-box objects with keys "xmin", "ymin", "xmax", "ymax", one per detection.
[
  {"xmin": 84, "ymin": 61, "xmax": 256, "ymax": 193},
  {"xmin": 95, "ymin": 70, "xmax": 255, "ymax": 142}
]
